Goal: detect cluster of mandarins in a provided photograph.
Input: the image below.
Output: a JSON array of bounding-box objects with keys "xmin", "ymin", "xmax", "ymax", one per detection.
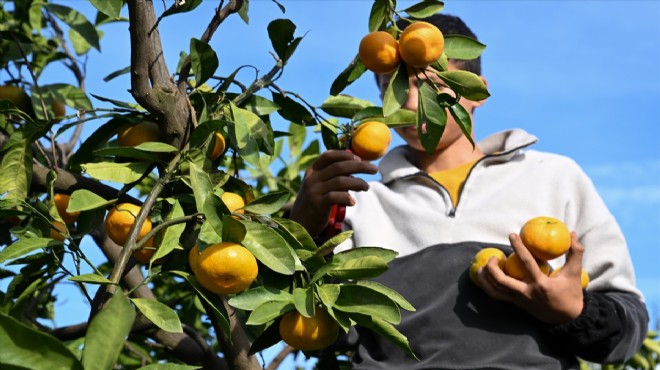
[
  {"xmin": 346, "ymin": 22, "xmax": 445, "ymax": 162},
  {"xmin": 470, "ymin": 216, "xmax": 590, "ymax": 289}
]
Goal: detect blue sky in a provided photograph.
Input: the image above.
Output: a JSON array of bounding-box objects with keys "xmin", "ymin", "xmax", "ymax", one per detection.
[{"xmin": 4, "ymin": 0, "xmax": 660, "ymax": 368}]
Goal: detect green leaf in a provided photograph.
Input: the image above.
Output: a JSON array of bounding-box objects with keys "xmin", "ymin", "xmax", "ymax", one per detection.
[
  {"xmin": 316, "ymin": 231, "xmax": 354, "ymax": 257},
  {"xmin": 228, "ymin": 286, "xmax": 293, "ymax": 311},
  {"xmin": 240, "ymin": 221, "xmax": 296, "ymax": 275},
  {"xmin": 330, "ymin": 54, "xmax": 367, "ymax": 96},
  {"xmin": 332, "ymin": 246, "xmax": 398, "ymax": 264},
  {"xmin": 272, "ymin": 218, "xmax": 317, "ymax": 252},
  {"xmin": 0, "ymin": 238, "xmax": 61, "ymax": 264},
  {"xmin": 190, "ymin": 38, "xmax": 219, "ymax": 87},
  {"xmin": 248, "ymin": 321, "xmax": 282, "ymax": 356},
  {"xmin": 46, "ymin": 4, "xmax": 100, "ymax": 52},
  {"xmin": 174, "ymin": 271, "xmax": 231, "ymax": 336},
  {"xmin": 197, "ymin": 193, "xmax": 224, "ymax": 250},
  {"xmin": 293, "ymin": 287, "xmax": 315, "ymax": 318},
  {"xmin": 242, "ymin": 191, "xmax": 289, "ymax": 215},
  {"xmin": 326, "ymin": 255, "xmax": 389, "ymax": 280},
  {"xmin": 103, "ymin": 66, "xmax": 131, "ymax": 82},
  {"xmin": 228, "ymin": 103, "xmax": 260, "ymax": 167},
  {"xmin": 437, "ymin": 70, "xmax": 490, "ymax": 101},
  {"xmin": 237, "ymin": 0, "xmax": 249, "ymax": 23},
  {"xmin": 402, "ymin": 0, "xmax": 444, "ymax": 18},
  {"xmin": 68, "ymin": 189, "xmax": 113, "ymax": 212},
  {"xmin": 267, "ymin": 19, "xmax": 303, "ymax": 64},
  {"xmin": 246, "ymin": 300, "xmax": 294, "ymax": 325},
  {"xmin": 355, "ymin": 280, "xmax": 415, "ymax": 311},
  {"xmin": 382, "ymin": 63, "xmax": 409, "ymax": 117},
  {"xmin": 82, "ymin": 293, "xmax": 136, "ymax": 370},
  {"xmin": 444, "ymin": 35, "xmax": 486, "ymax": 60},
  {"xmin": 0, "ymin": 312, "xmax": 83, "ymax": 370},
  {"xmin": 89, "ymin": 0, "xmax": 122, "ymax": 20},
  {"xmin": 151, "ymin": 200, "xmax": 186, "ymax": 263},
  {"xmin": 320, "ymin": 95, "xmax": 375, "ymax": 119},
  {"xmin": 0, "ymin": 130, "xmax": 32, "ymax": 201},
  {"xmin": 417, "ymin": 82, "xmax": 447, "ymax": 154},
  {"xmin": 67, "ymin": 274, "xmax": 113, "ymax": 285},
  {"xmin": 385, "ymin": 109, "xmax": 417, "ymax": 127},
  {"xmin": 351, "ymin": 313, "xmax": 417, "ymax": 360},
  {"xmin": 271, "ymin": 92, "xmax": 316, "ymax": 126},
  {"xmin": 334, "ymin": 284, "xmax": 401, "ymax": 324},
  {"xmin": 43, "ymin": 83, "xmax": 94, "ymax": 111},
  {"xmin": 241, "ymin": 95, "xmax": 280, "ymax": 116},
  {"xmin": 188, "ymin": 160, "xmax": 213, "ymax": 213},
  {"xmin": 448, "ymin": 102, "xmax": 474, "ymax": 148},
  {"xmin": 131, "ymin": 298, "xmax": 183, "ymax": 333},
  {"xmin": 81, "ymin": 162, "xmax": 151, "ymax": 184},
  {"xmin": 368, "ymin": 0, "xmax": 388, "ymax": 32},
  {"xmin": 161, "ymin": 0, "xmax": 202, "ymax": 17},
  {"xmin": 138, "ymin": 365, "xmax": 201, "ymax": 370},
  {"xmin": 317, "ymin": 284, "xmax": 341, "ymax": 307},
  {"xmin": 133, "ymin": 142, "xmax": 178, "ymax": 153}
]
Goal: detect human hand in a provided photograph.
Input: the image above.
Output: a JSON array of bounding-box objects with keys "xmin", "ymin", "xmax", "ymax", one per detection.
[
  {"xmin": 475, "ymin": 232, "xmax": 585, "ymax": 324},
  {"xmin": 289, "ymin": 150, "xmax": 378, "ymax": 237}
]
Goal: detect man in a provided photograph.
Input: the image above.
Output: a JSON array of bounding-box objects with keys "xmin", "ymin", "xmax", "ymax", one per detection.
[{"xmin": 290, "ymin": 13, "xmax": 648, "ymax": 369}]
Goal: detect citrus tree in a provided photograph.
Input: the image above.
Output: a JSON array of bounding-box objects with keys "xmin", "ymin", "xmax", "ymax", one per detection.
[{"xmin": 2, "ymin": 1, "xmax": 656, "ymax": 369}]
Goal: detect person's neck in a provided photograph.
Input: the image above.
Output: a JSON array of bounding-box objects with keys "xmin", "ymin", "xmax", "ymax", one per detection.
[{"xmin": 411, "ymin": 138, "xmax": 484, "ymax": 173}]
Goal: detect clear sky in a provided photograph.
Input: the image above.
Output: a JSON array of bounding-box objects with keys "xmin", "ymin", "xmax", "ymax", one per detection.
[{"xmin": 5, "ymin": 0, "xmax": 660, "ymax": 368}]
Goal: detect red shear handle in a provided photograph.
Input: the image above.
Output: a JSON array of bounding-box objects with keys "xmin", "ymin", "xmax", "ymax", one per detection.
[
  {"xmin": 322, "ymin": 147, "xmax": 352, "ymax": 238},
  {"xmin": 324, "ymin": 204, "xmax": 346, "ymax": 238}
]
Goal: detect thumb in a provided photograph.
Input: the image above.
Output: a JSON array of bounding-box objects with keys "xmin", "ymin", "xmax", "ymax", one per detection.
[{"xmin": 563, "ymin": 232, "xmax": 585, "ymax": 276}]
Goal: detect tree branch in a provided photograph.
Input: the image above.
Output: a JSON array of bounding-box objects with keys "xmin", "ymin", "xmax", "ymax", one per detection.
[
  {"xmin": 127, "ymin": 0, "xmax": 189, "ymax": 150},
  {"xmin": 201, "ymin": 297, "xmax": 260, "ymax": 370},
  {"xmin": 266, "ymin": 345, "xmax": 296, "ymax": 370},
  {"xmin": 176, "ymin": 0, "xmax": 244, "ymax": 92}
]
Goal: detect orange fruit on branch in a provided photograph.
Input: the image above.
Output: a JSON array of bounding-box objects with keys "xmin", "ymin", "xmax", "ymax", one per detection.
[
  {"xmin": 221, "ymin": 192, "xmax": 245, "ymax": 215},
  {"xmin": 398, "ymin": 21, "xmax": 445, "ymax": 68},
  {"xmin": 211, "ymin": 132, "xmax": 226, "ymax": 160},
  {"xmin": 104, "ymin": 203, "xmax": 154, "ymax": 251},
  {"xmin": 279, "ymin": 307, "xmax": 340, "ymax": 351},
  {"xmin": 359, "ymin": 31, "xmax": 401, "ymax": 74},
  {"xmin": 50, "ymin": 221, "xmax": 68, "ymax": 241},
  {"xmin": 0, "ymin": 85, "xmax": 31, "ymax": 113},
  {"xmin": 117, "ymin": 120, "xmax": 160, "ymax": 147},
  {"xmin": 350, "ymin": 121, "xmax": 391, "ymax": 161},
  {"xmin": 53, "ymin": 193, "xmax": 80, "ymax": 224},
  {"xmin": 519, "ymin": 216, "xmax": 571, "ymax": 261},
  {"xmin": 193, "ymin": 242, "xmax": 258, "ymax": 294}
]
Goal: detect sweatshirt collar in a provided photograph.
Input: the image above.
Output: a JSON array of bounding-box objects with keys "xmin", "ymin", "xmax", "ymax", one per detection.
[{"xmin": 379, "ymin": 129, "xmax": 538, "ymax": 183}]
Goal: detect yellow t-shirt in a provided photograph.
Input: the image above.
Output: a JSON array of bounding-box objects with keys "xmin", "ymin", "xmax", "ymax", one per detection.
[{"xmin": 429, "ymin": 159, "xmax": 479, "ymax": 208}]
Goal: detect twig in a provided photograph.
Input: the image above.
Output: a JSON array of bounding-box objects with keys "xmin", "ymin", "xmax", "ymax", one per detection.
[
  {"xmin": 176, "ymin": 0, "xmax": 244, "ymax": 92},
  {"xmin": 266, "ymin": 345, "xmax": 296, "ymax": 370}
]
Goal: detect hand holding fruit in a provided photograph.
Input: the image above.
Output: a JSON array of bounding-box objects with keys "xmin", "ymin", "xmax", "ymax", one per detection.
[
  {"xmin": 472, "ymin": 217, "xmax": 588, "ymax": 324},
  {"xmin": 476, "ymin": 232, "xmax": 586, "ymax": 324},
  {"xmin": 289, "ymin": 150, "xmax": 377, "ymax": 237}
]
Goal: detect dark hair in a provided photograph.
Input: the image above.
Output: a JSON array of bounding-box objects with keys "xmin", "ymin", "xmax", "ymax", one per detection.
[{"xmin": 396, "ymin": 13, "xmax": 481, "ymax": 75}]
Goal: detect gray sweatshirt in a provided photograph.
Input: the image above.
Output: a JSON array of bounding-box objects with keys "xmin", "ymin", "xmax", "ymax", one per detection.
[{"xmin": 338, "ymin": 129, "xmax": 648, "ymax": 369}]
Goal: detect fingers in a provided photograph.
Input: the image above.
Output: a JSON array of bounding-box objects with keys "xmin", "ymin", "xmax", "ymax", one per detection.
[
  {"xmin": 312, "ymin": 150, "xmax": 378, "ymax": 177},
  {"xmin": 509, "ymin": 233, "xmax": 546, "ymax": 281},
  {"xmin": 477, "ymin": 259, "xmax": 515, "ymax": 302},
  {"xmin": 563, "ymin": 232, "xmax": 585, "ymax": 276}
]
